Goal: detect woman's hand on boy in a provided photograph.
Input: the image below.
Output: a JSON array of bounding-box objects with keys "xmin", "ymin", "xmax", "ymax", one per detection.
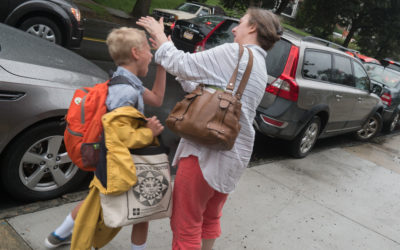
[
  {"xmin": 137, "ymin": 16, "xmax": 168, "ymax": 49},
  {"xmin": 146, "ymin": 116, "xmax": 164, "ymax": 137}
]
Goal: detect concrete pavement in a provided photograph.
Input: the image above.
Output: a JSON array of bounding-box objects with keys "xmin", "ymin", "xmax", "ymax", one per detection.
[{"xmin": 1, "ymin": 133, "xmax": 400, "ymax": 249}]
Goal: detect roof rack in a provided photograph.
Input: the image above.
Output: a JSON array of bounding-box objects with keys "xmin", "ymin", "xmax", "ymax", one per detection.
[{"xmin": 302, "ymin": 36, "xmax": 359, "ymax": 54}]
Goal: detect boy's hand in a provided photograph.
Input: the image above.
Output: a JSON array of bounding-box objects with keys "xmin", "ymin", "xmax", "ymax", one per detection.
[{"xmin": 145, "ymin": 116, "xmax": 164, "ymax": 137}]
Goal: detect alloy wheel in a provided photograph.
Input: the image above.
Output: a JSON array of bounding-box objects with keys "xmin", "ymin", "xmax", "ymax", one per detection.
[
  {"xmin": 18, "ymin": 135, "xmax": 78, "ymax": 192},
  {"xmin": 357, "ymin": 116, "xmax": 379, "ymax": 139},
  {"xmin": 390, "ymin": 112, "xmax": 400, "ymax": 132},
  {"xmin": 26, "ymin": 24, "xmax": 56, "ymax": 43},
  {"xmin": 300, "ymin": 122, "xmax": 319, "ymax": 154}
]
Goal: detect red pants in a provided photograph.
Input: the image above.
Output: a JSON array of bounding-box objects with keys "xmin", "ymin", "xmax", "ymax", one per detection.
[{"xmin": 171, "ymin": 156, "xmax": 228, "ymax": 250}]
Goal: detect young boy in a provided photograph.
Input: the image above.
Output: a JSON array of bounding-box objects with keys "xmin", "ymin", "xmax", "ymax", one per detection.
[{"xmin": 45, "ymin": 26, "xmax": 166, "ymax": 250}]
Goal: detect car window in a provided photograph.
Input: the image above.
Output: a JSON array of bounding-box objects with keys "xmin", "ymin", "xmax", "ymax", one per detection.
[
  {"xmin": 266, "ymin": 39, "xmax": 292, "ymax": 78},
  {"xmin": 353, "ymin": 61, "xmax": 369, "ymax": 91},
  {"xmin": 204, "ymin": 20, "xmax": 238, "ymax": 50},
  {"xmin": 366, "ymin": 63, "xmax": 400, "ymax": 88},
  {"xmin": 302, "ymin": 50, "xmax": 332, "ymax": 81},
  {"xmin": 176, "ymin": 3, "xmax": 200, "ymax": 14},
  {"xmin": 199, "ymin": 8, "xmax": 209, "ymax": 16},
  {"xmin": 387, "ymin": 64, "xmax": 400, "ymax": 72},
  {"xmin": 192, "ymin": 16, "xmax": 225, "ymax": 28},
  {"xmin": 332, "ymin": 55, "xmax": 354, "ymax": 86}
]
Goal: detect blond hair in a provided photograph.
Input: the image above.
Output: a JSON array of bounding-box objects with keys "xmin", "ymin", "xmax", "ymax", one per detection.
[
  {"xmin": 106, "ymin": 27, "xmax": 147, "ymax": 66},
  {"xmin": 247, "ymin": 8, "xmax": 282, "ymax": 51}
]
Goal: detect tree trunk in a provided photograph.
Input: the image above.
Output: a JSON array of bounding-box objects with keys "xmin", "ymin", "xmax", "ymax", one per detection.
[
  {"xmin": 275, "ymin": 0, "xmax": 291, "ymax": 15},
  {"xmin": 131, "ymin": 0, "xmax": 152, "ymax": 17},
  {"xmin": 342, "ymin": 23, "xmax": 357, "ymax": 47}
]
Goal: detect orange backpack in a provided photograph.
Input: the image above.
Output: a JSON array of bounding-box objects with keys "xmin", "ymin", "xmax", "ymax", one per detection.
[{"xmin": 64, "ymin": 76, "xmax": 130, "ymax": 171}]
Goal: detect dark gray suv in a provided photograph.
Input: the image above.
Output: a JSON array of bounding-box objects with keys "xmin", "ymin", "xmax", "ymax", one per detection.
[
  {"xmin": 254, "ymin": 34, "xmax": 383, "ymax": 158},
  {"xmin": 0, "ymin": 0, "xmax": 83, "ymax": 48}
]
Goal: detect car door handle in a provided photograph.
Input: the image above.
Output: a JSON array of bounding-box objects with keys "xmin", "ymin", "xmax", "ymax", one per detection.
[
  {"xmin": 335, "ymin": 94, "xmax": 343, "ymax": 99},
  {"xmin": 358, "ymin": 97, "xmax": 363, "ymax": 102}
]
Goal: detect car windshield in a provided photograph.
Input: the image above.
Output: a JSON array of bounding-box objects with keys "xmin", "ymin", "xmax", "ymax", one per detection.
[
  {"xmin": 365, "ymin": 63, "xmax": 400, "ymax": 88},
  {"xmin": 192, "ymin": 16, "xmax": 225, "ymax": 28},
  {"xmin": 176, "ymin": 3, "xmax": 201, "ymax": 14}
]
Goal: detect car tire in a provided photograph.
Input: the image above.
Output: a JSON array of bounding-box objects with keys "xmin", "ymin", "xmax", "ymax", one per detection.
[
  {"xmin": 383, "ymin": 110, "xmax": 399, "ymax": 133},
  {"xmin": 290, "ymin": 116, "xmax": 321, "ymax": 158},
  {"xmin": 0, "ymin": 121, "xmax": 87, "ymax": 202},
  {"xmin": 354, "ymin": 112, "xmax": 382, "ymax": 141},
  {"xmin": 19, "ymin": 17, "xmax": 62, "ymax": 45}
]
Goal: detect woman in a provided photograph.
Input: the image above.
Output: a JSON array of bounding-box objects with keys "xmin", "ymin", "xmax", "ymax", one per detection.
[{"xmin": 137, "ymin": 8, "xmax": 282, "ymax": 250}]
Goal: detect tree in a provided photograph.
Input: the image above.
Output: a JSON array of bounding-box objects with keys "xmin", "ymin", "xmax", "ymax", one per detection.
[
  {"xmin": 295, "ymin": 0, "xmax": 400, "ymax": 59},
  {"xmin": 131, "ymin": 0, "xmax": 152, "ymax": 17}
]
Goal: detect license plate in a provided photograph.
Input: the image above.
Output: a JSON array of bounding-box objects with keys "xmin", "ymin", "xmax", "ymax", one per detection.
[{"xmin": 183, "ymin": 31, "xmax": 193, "ymax": 40}]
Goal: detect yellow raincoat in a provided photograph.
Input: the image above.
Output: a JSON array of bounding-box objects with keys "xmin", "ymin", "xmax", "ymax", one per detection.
[{"xmin": 71, "ymin": 106, "xmax": 156, "ymax": 250}]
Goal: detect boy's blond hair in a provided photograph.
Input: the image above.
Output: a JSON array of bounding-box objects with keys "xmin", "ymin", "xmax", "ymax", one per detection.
[{"xmin": 106, "ymin": 27, "xmax": 147, "ymax": 66}]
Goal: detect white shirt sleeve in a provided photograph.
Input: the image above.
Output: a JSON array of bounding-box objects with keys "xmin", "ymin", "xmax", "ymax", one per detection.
[{"xmin": 155, "ymin": 41, "xmax": 240, "ymax": 92}]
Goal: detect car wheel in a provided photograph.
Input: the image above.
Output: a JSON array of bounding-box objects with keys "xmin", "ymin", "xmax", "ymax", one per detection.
[
  {"xmin": 354, "ymin": 112, "xmax": 382, "ymax": 141},
  {"xmin": 19, "ymin": 17, "xmax": 62, "ymax": 45},
  {"xmin": 383, "ymin": 110, "xmax": 399, "ymax": 133},
  {"xmin": 0, "ymin": 121, "xmax": 87, "ymax": 202},
  {"xmin": 290, "ymin": 116, "xmax": 321, "ymax": 158}
]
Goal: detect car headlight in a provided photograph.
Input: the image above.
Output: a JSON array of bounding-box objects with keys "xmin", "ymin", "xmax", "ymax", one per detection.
[{"xmin": 70, "ymin": 8, "xmax": 81, "ymax": 22}]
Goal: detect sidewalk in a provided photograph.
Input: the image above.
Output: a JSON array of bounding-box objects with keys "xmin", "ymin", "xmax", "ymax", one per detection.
[{"xmin": 1, "ymin": 133, "xmax": 400, "ymax": 249}]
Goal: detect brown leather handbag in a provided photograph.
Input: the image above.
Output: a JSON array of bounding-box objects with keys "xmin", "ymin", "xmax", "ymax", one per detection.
[{"xmin": 166, "ymin": 45, "xmax": 254, "ymax": 150}]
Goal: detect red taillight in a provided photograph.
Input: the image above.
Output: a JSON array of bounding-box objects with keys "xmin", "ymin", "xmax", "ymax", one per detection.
[
  {"xmin": 170, "ymin": 22, "xmax": 176, "ymax": 30},
  {"xmin": 381, "ymin": 93, "xmax": 392, "ymax": 106},
  {"xmin": 389, "ymin": 60, "xmax": 395, "ymax": 64},
  {"xmin": 194, "ymin": 20, "xmax": 226, "ymax": 53},
  {"xmin": 266, "ymin": 45, "xmax": 299, "ymax": 102}
]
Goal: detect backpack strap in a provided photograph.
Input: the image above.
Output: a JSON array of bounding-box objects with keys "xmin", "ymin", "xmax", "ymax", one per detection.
[{"xmin": 108, "ymin": 75, "xmax": 132, "ymax": 86}]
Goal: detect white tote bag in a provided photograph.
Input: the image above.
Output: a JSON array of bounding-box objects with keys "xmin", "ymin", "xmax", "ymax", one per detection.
[{"xmin": 100, "ymin": 146, "xmax": 172, "ymax": 228}]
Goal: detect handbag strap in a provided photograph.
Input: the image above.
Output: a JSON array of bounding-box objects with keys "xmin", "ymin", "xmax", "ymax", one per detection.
[{"xmin": 226, "ymin": 45, "xmax": 254, "ymax": 100}]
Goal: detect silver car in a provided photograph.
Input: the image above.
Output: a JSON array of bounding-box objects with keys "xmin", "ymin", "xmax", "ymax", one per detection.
[
  {"xmin": 254, "ymin": 35, "xmax": 384, "ymax": 158},
  {"xmin": 0, "ymin": 24, "xmax": 108, "ymax": 201}
]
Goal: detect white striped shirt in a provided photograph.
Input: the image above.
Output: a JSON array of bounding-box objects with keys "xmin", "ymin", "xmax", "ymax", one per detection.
[{"xmin": 155, "ymin": 41, "xmax": 268, "ymax": 193}]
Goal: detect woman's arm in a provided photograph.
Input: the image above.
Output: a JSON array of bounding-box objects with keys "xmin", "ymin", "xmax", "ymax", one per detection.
[
  {"xmin": 137, "ymin": 16, "xmax": 238, "ymax": 90},
  {"xmin": 143, "ymin": 65, "xmax": 166, "ymax": 107}
]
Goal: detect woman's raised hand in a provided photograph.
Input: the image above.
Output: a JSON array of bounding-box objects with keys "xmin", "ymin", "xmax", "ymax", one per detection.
[{"xmin": 137, "ymin": 16, "xmax": 169, "ymax": 49}]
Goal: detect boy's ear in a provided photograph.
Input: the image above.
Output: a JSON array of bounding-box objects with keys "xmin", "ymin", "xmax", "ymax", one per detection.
[{"xmin": 131, "ymin": 47, "xmax": 139, "ymax": 60}]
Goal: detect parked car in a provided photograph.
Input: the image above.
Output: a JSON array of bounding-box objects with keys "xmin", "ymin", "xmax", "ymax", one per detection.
[
  {"xmin": 171, "ymin": 15, "xmax": 238, "ymax": 53},
  {"xmin": 354, "ymin": 53, "xmax": 381, "ymax": 64},
  {"xmin": 381, "ymin": 58, "xmax": 400, "ymax": 72},
  {"xmin": 153, "ymin": 2, "xmax": 225, "ymax": 33},
  {"xmin": 0, "ymin": 23, "xmax": 108, "ymax": 202},
  {"xmin": 254, "ymin": 35, "xmax": 383, "ymax": 158},
  {"xmin": 172, "ymin": 24, "xmax": 384, "ymax": 158},
  {"xmin": 364, "ymin": 63, "xmax": 400, "ymax": 132},
  {"xmin": 0, "ymin": 0, "xmax": 84, "ymax": 48}
]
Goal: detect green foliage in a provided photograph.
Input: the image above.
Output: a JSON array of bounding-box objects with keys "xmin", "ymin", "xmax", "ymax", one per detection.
[
  {"xmin": 92, "ymin": 0, "xmax": 186, "ymax": 14},
  {"xmin": 294, "ymin": 0, "xmax": 400, "ymax": 60},
  {"xmin": 281, "ymin": 22, "xmax": 310, "ymax": 37},
  {"xmin": 92, "ymin": 0, "xmax": 134, "ymax": 13}
]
